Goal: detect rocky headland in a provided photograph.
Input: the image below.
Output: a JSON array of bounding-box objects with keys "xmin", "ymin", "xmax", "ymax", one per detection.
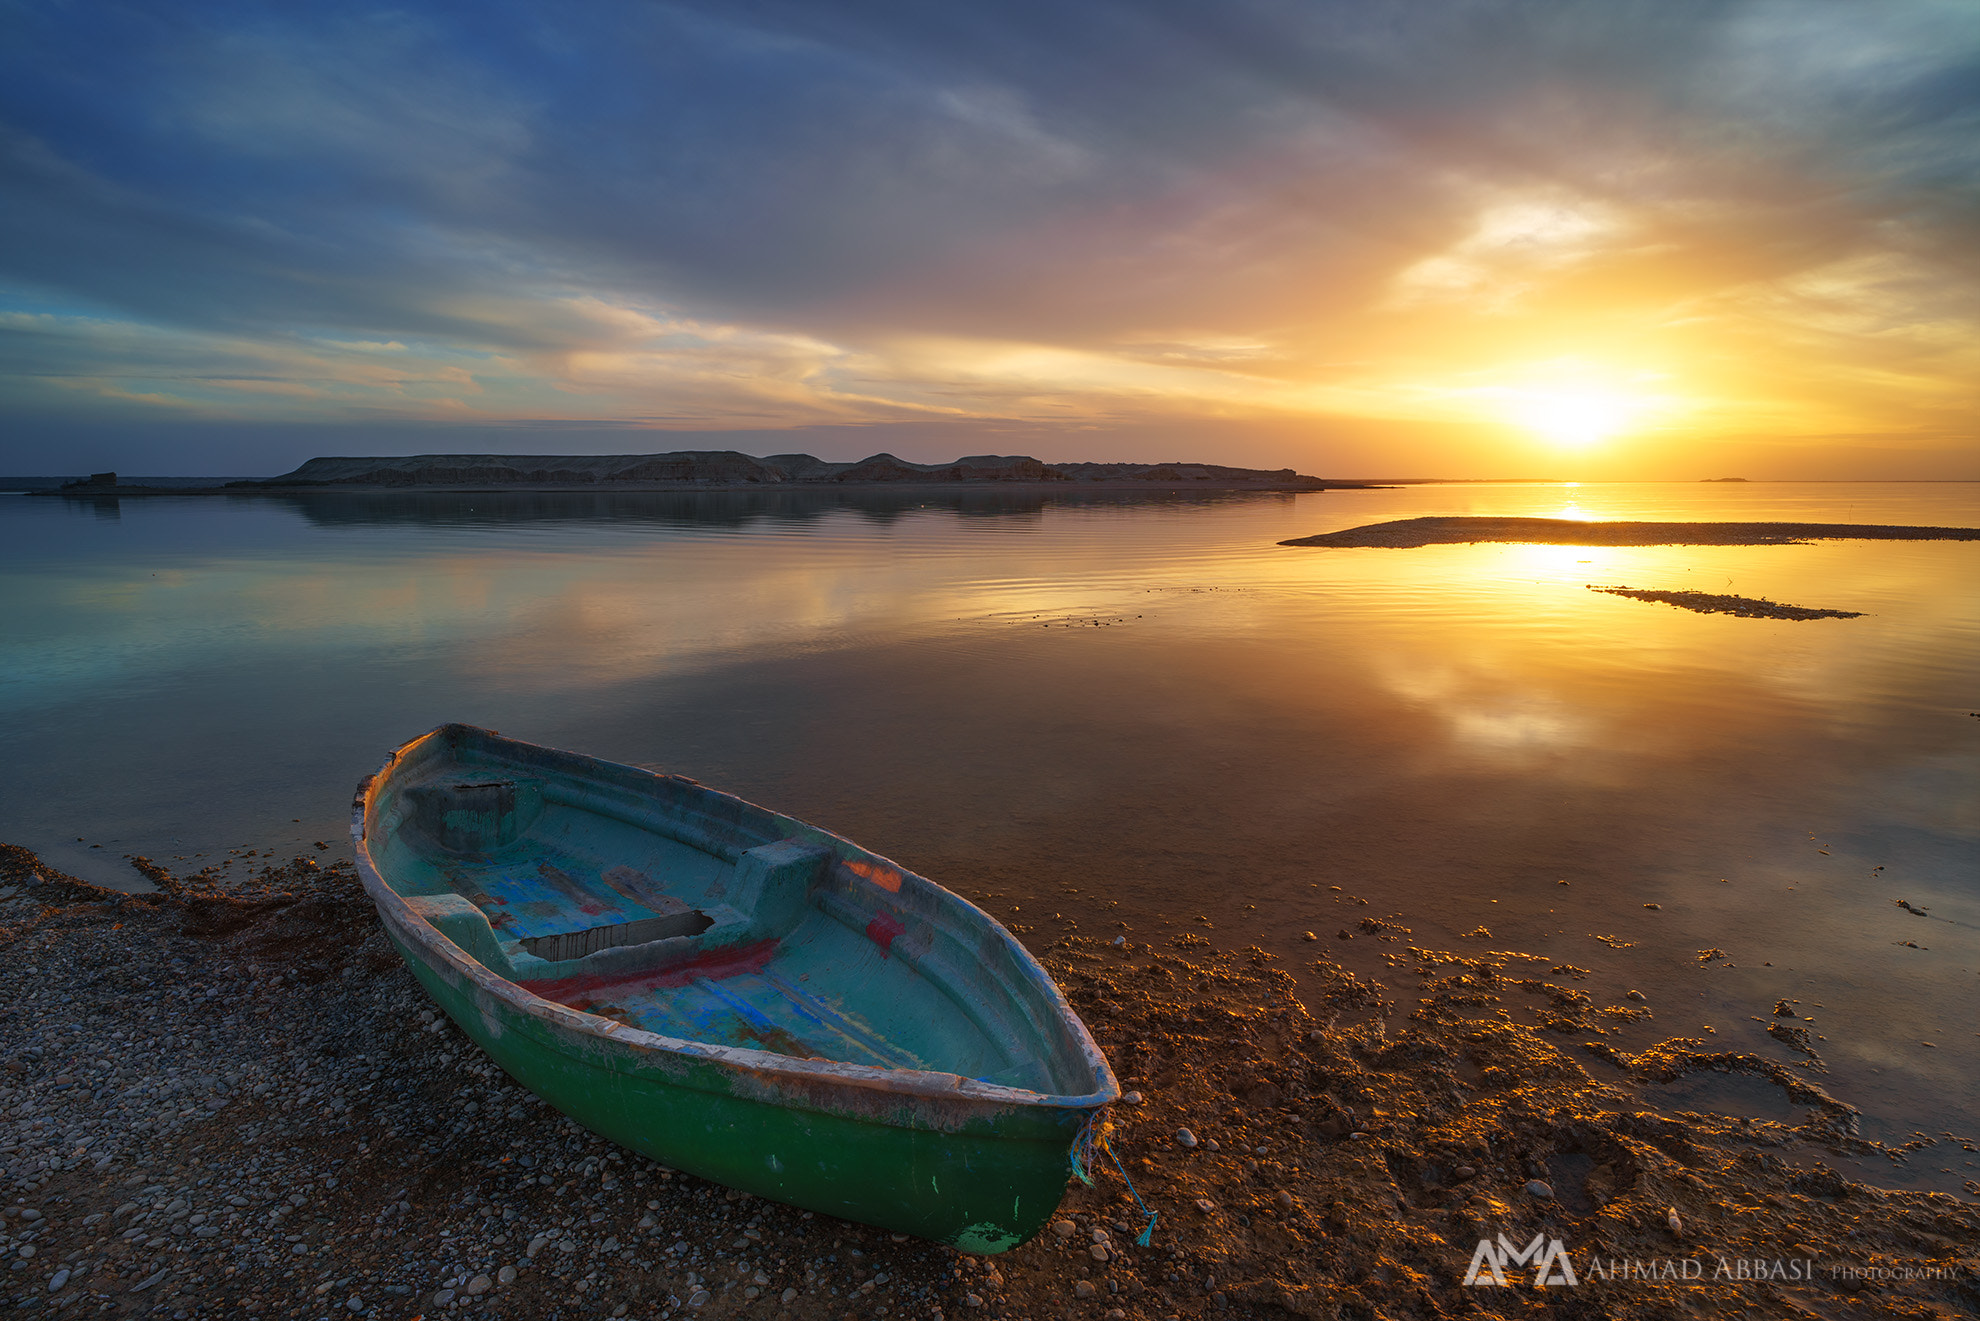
[
  {"xmin": 238, "ymin": 453, "xmax": 1352, "ymax": 491},
  {"xmin": 36, "ymin": 455, "xmax": 1374, "ymax": 495}
]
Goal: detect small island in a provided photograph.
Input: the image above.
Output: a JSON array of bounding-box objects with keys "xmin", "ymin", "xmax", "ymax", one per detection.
[{"xmin": 38, "ymin": 452, "xmax": 1383, "ymax": 495}]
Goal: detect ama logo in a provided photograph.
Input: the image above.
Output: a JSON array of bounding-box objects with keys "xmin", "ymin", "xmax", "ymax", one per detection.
[{"xmin": 1463, "ymin": 1233, "xmax": 1579, "ymax": 1288}]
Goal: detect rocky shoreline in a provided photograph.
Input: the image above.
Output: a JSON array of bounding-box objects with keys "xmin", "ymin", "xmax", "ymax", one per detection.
[{"xmin": 3, "ymin": 844, "xmax": 1976, "ymax": 1319}]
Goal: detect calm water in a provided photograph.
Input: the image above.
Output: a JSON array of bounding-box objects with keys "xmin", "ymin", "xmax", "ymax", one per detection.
[{"xmin": 3, "ymin": 481, "xmax": 1976, "ymax": 1183}]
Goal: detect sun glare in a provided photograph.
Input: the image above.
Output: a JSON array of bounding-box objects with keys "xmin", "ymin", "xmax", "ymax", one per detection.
[{"xmin": 1513, "ymin": 390, "xmax": 1634, "ymax": 448}]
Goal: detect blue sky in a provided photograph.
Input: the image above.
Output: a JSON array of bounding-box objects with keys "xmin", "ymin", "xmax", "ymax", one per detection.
[{"xmin": 4, "ymin": 0, "xmax": 1978, "ymax": 476}]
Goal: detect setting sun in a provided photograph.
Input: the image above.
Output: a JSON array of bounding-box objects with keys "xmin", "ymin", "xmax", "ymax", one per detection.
[{"xmin": 1511, "ymin": 389, "xmax": 1636, "ymax": 449}]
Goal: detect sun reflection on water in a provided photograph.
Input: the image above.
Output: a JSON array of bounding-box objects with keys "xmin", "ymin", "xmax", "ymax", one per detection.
[{"xmin": 3, "ymin": 482, "xmax": 1978, "ymax": 1157}]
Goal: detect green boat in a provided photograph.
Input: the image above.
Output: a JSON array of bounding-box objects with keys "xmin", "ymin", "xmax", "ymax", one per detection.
[{"xmin": 352, "ymin": 724, "xmax": 1117, "ymax": 1252}]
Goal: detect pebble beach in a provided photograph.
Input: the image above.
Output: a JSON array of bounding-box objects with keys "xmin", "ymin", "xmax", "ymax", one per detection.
[{"xmin": 4, "ymin": 843, "xmax": 1978, "ymax": 1320}]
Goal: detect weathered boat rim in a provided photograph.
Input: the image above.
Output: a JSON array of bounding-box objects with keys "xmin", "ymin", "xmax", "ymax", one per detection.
[{"xmin": 351, "ymin": 723, "xmax": 1119, "ymax": 1115}]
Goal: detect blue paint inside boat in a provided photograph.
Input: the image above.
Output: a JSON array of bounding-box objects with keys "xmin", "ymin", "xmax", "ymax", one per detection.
[{"xmin": 370, "ymin": 746, "xmax": 1077, "ymax": 1093}]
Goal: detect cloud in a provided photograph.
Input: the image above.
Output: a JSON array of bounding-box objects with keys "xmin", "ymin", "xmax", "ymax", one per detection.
[{"xmin": 1, "ymin": 0, "xmax": 1977, "ymax": 473}]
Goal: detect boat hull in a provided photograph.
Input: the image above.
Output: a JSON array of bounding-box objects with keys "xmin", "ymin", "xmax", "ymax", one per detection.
[{"xmin": 354, "ymin": 724, "xmax": 1113, "ymax": 1252}]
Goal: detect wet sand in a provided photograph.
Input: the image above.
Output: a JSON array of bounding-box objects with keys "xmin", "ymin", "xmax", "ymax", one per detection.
[
  {"xmin": 1279, "ymin": 516, "xmax": 1980, "ymax": 548},
  {"xmin": 6, "ymin": 845, "xmax": 1978, "ymax": 1319}
]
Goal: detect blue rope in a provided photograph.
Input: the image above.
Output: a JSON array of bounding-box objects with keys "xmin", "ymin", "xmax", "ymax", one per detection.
[
  {"xmin": 1068, "ymin": 1115, "xmax": 1158, "ymax": 1246},
  {"xmin": 1105, "ymin": 1136, "xmax": 1159, "ymax": 1246},
  {"xmin": 1069, "ymin": 1113, "xmax": 1103, "ymax": 1187}
]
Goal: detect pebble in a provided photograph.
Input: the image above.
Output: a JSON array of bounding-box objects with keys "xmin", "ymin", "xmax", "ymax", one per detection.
[
  {"xmin": 1524, "ymin": 1180, "xmax": 1554, "ymax": 1199},
  {"xmin": 1667, "ymin": 1207, "xmax": 1683, "ymax": 1235},
  {"xmin": 1625, "ymin": 990, "xmax": 1647, "ymax": 1002},
  {"xmin": 12, "ymin": 843, "xmax": 1878, "ymax": 1321}
]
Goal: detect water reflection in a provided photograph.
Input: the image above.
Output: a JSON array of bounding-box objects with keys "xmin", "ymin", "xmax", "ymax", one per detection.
[
  {"xmin": 227, "ymin": 486, "xmax": 1304, "ymax": 531},
  {"xmin": 1, "ymin": 481, "xmax": 1976, "ymax": 1183}
]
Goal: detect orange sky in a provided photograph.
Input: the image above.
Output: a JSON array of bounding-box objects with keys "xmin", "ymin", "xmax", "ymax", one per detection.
[{"xmin": 4, "ymin": 2, "xmax": 1978, "ymax": 477}]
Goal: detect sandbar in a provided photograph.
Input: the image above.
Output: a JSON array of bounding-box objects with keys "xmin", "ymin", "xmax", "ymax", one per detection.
[{"xmin": 1280, "ymin": 515, "xmax": 1980, "ymax": 548}]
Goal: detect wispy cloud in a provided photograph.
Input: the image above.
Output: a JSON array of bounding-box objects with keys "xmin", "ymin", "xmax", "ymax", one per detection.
[{"xmin": 2, "ymin": 0, "xmax": 1977, "ymax": 473}]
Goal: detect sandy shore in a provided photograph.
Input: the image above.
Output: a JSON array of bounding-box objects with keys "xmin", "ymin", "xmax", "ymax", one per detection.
[
  {"xmin": 1280, "ymin": 516, "xmax": 1980, "ymax": 548},
  {"xmin": 3, "ymin": 844, "xmax": 1977, "ymax": 1319}
]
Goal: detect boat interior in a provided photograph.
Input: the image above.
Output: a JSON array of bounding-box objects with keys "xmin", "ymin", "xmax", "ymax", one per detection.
[{"xmin": 366, "ymin": 731, "xmax": 1102, "ymax": 1098}]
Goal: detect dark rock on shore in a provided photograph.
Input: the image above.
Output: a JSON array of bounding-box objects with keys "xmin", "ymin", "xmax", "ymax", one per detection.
[{"xmin": 1587, "ymin": 586, "xmax": 1867, "ymax": 621}]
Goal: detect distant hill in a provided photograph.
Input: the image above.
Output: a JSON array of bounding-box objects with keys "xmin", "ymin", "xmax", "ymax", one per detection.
[
  {"xmin": 227, "ymin": 451, "xmax": 1354, "ymax": 490},
  {"xmin": 2, "ymin": 475, "xmax": 253, "ymax": 491}
]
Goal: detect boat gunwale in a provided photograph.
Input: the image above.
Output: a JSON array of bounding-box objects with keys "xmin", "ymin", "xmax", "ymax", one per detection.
[{"xmin": 351, "ymin": 723, "xmax": 1119, "ymax": 1116}]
